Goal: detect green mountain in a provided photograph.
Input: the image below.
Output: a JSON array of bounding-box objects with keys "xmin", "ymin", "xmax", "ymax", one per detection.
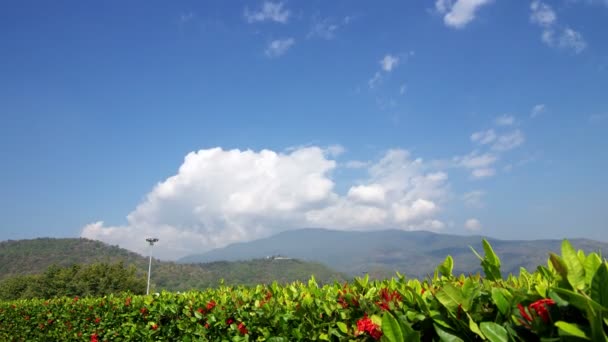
[
  {"xmin": 179, "ymin": 228, "xmax": 608, "ymax": 278},
  {"xmin": 0, "ymin": 238, "xmax": 345, "ymax": 292}
]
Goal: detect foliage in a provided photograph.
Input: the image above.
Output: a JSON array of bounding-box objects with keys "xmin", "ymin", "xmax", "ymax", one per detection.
[
  {"xmin": 0, "ymin": 262, "xmax": 146, "ymax": 301},
  {"xmin": 1, "ymin": 239, "xmax": 607, "ymax": 341}
]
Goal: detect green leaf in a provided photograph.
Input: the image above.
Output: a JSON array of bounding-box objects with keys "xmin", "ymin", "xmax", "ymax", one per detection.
[
  {"xmin": 381, "ymin": 312, "xmax": 404, "ymax": 342},
  {"xmin": 467, "ymin": 314, "xmax": 485, "ymax": 340},
  {"xmin": 491, "ymin": 288, "xmax": 510, "ymax": 315},
  {"xmin": 480, "ymin": 322, "xmax": 508, "ymax": 342},
  {"xmin": 336, "ymin": 322, "xmax": 347, "ymax": 334},
  {"xmin": 552, "ymin": 287, "xmax": 606, "ymax": 313},
  {"xmin": 437, "ymin": 256, "xmax": 454, "ymax": 278},
  {"xmin": 584, "ymin": 254, "xmax": 602, "ymax": 287},
  {"xmin": 591, "ymin": 263, "xmax": 608, "ymax": 308},
  {"xmin": 549, "ymin": 253, "xmax": 567, "ymax": 280},
  {"xmin": 435, "ymin": 283, "xmax": 467, "ymax": 312},
  {"xmin": 562, "ymin": 240, "xmax": 586, "ymax": 290},
  {"xmin": 482, "ymin": 239, "xmax": 501, "ymax": 269},
  {"xmin": 555, "ymin": 321, "xmax": 590, "ymax": 340},
  {"xmin": 434, "ymin": 324, "xmax": 465, "ymax": 342}
]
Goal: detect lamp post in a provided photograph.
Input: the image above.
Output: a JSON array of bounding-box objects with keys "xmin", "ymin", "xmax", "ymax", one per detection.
[{"xmin": 145, "ymin": 238, "xmax": 159, "ymax": 295}]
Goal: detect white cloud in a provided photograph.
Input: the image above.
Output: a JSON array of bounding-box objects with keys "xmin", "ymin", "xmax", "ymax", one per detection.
[
  {"xmin": 470, "ymin": 129, "xmax": 496, "ymax": 144},
  {"xmin": 399, "ymin": 84, "xmax": 407, "ymax": 95},
  {"xmin": 463, "ymin": 190, "xmax": 485, "ymax": 208},
  {"xmin": 531, "ymin": 104, "xmax": 546, "ymax": 118},
  {"xmin": 244, "ymin": 1, "xmax": 290, "ymax": 24},
  {"xmin": 380, "ymin": 54, "xmax": 400, "ymax": 72},
  {"xmin": 307, "ymin": 16, "xmax": 352, "ymax": 40},
  {"xmin": 464, "ymin": 218, "xmax": 482, "ymax": 231},
  {"xmin": 456, "ymin": 152, "xmax": 497, "ymax": 169},
  {"xmin": 492, "ymin": 130, "xmax": 525, "ymax": 151},
  {"xmin": 368, "ymin": 71, "xmax": 383, "ymax": 89},
  {"xmin": 265, "ymin": 38, "xmax": 295, "ymax": 58},
  {"xmin": 435, "ymin": 0, "xmax": 493, "ymax": 29},
  {"xmin": 344, "ymin": 160, "xmax": 370, "ymax": 169},
  {"xmin": 495, "ymin": 115, "xmax": 515, "ymax": 126},
  {"xmin": 471, "ymin": 168, "xmax": 495, "ymax": 178},
  {"xmin": 347, "ymin": 184, "xmax": 386, "ymax": 204},
  {"xmin": 530, "ymin": 1, "xmax": 587, "ymax": 53},
  {"xmin": 530, "ymin": 0, "xmax": 556, "ymax": 27},
  {"xmin": 82, "ymin": 147, "xmax": 449, "ymax": 259},
  {"xmin": 559, "ymin": 28, "xmax": 587, "ymax": 54},
  {"xmin": 325, "ymin": 144, "xmax": 345, "ymax": 157},
  {"xmin": 454, "ymin": 151, "xmax": 498, "ymax": 179}
]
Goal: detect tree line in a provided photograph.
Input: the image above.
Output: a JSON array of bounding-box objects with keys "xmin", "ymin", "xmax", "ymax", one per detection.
[{"xmin": 0, "ymin": 262, "xmax": 146, "ymax": 301}]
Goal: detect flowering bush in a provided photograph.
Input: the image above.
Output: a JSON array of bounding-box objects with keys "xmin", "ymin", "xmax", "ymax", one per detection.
[{"xmin": 0, "ymin": 240, "xmax": 605, "ymax": 341}]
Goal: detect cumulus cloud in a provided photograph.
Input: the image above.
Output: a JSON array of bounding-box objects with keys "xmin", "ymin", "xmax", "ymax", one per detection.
[
  {"xmin": 380, "ymin": 55, "xmax": 400, "ymax": 72},
  {"xmin": 530, "ymin": 1, "xmax": 587, "ymax": 53},
  {"xmin": 369, "ymin": 54, "xmax": 402, "ymax": 89},
  {"xmin": 435, "ymin": 0, "xmax": 493, "ymax": 29},
  {"xmin": 82, "ymin": 147, "xmax": 449, "ymax": 259},
  {"xmin": 265, "ymin": 38, "xmax": 295, "ymax": 58},
  {"xmin": 464, "ymin": 218, "xmax": 482, "ymax": 231},
  {"xmin": 558, "ymin": 28, "xmax": 587, "ymax": 54},
  {"xmin": 244, "ymin": 1, "xmax": 290, "ymax": 23},
  {"xmin": 531, "ymin": 104, "xmax": 546, "ymax": 118}
]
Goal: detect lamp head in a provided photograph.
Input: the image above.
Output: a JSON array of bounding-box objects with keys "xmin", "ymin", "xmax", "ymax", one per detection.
[{"xmin": 146, "ymin": 238, "xmax": 159, "ymax": 246}]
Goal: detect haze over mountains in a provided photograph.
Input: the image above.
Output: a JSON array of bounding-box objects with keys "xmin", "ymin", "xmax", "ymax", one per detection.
[{"xmin": 179, "ymin": 228, "xmax": 608, "ymax": 278}]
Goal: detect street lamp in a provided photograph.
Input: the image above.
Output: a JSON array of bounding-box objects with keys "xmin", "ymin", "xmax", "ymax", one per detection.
[{"xmin": 145, "ymin": 238, "xmax": 159, "ymax": 295}]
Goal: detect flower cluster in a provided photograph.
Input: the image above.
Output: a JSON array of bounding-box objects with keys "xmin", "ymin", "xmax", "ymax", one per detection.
[
  {"xmin": 518, "ymin": 298, "xmax": 556, "ymax": 324},
  {"xmin": 376, "ymin": 288, "xmax": 402, "ymax": 311},
  {"xmin": 356, "ymin": 315, "xmax": 382, "ymax": 340}
]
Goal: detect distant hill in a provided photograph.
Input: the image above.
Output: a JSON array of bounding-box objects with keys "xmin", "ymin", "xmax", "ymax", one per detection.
[
  {"xmin": 0, "ymin": 238, "xmax": 345, "ymax": 291},
  {"xmin": 179, "ymin": 228, "xmax": 608, "ymax": 278}
]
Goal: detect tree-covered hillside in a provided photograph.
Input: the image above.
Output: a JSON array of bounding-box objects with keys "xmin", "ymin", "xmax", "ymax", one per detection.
[{"xmin": 0, "ymin": 238, "xmax": 345, "ymax": 293}]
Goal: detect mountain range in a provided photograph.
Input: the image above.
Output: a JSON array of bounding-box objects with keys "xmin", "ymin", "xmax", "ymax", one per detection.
[{"xmin": 179, "ymin": 228, "xmax": 608, "ymax": 278}]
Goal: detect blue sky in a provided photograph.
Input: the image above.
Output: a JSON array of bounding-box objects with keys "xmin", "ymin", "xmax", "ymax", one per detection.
[{"xmin": 1, "ymin": 0, "xmax": 607, "ymax": 259}]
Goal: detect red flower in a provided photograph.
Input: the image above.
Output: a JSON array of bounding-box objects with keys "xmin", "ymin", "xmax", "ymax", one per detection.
[
  {"xmin": 151, "ymin": 323, "xmax": 158, "ymax": 330},
  {"xmin": 140, "ymin": 307, "xmax": 148, "ymax": 315},
  {"xmin": 73, "ymin": 296, "xmax": 79, "ymax": 302},
  {"xmin": 125, "ymin": 297, "xmax": 132, "ymax": 306},
  {"xmin": 357, "ymin": 316, "xmax": 383, "ymax": 340},
  {"xmin": 226, "ymin": 318, "xmax": 234, "ymax": 325},
  {"xmin": 90, "ymin": 333, "xmax": 98, "ymax": 342},
  {"xmin": 518, "ymin": 303, "xmax": 533, "ymax": 322},
  {"xmin": 238, "ymin": 322, "xmax": 248, "ymax": 335},
  {"xmin": 529, "ymin": 298, "xmax": 555, "ymax": 323},
  {"xmin": 95, "ymin": 317, "xmax": 101, "ymax": 324},
  {"xmin": 204, "ymin": 323, "xmax": 210, "ymax": 329},
  {"xmin": 207, "ymin": 300, "xmax": 216, "ymax": 310},
  {"xmin": 421, "ymin": 288, "xmax": 426, "ymax": 295},
  {"xmin": 376, "ymin": 288, "xmax": 402, "ymax": 311},
  {"xmin": 197, "ymin": 307, "xmax": 205, "ymax": 314}
]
